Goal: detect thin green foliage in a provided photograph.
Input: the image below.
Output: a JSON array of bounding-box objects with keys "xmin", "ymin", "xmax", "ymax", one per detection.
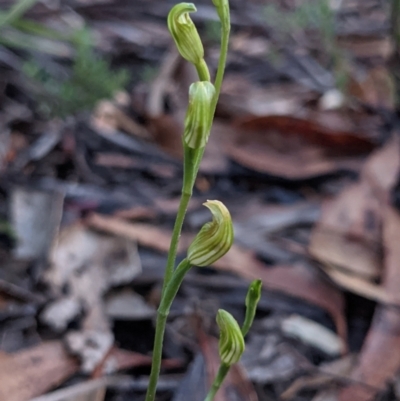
[
  {"xmin": 0, "ymin": 0, "xmax": 128, "ymax": 118},
  {"xmin": 264, "ymin": 0, "xmax": 348, "ymax": 90},
  {"xmin": 22, "ymin": 29, "xmax": 129, "ymax": 117},
  {"xmin": 0, "ymin": 0, "xmax": 39, "ymax": 28}
]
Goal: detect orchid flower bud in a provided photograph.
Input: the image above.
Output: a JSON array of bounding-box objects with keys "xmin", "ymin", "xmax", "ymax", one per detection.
[
  {"xmin": 184, "ymin": 81, "xmax": 215, "ymax": 149},
  {"xmin": 217, "ymin": 309, "xmax": 245, "ymax": 366},
  {"xmin": 187, "ymin": 200, "xmax": 233, "ymax": 266},
  {"xmin": 167, "ymin": 3, "xmax": 204, "ymax": 65},
  {"xmin": 242, "ymin": 279, "xmax": 262, "ymax": 336},
  {"xmin": 212, "ymin": 0, "xmax": 230, "ymax": 29}
]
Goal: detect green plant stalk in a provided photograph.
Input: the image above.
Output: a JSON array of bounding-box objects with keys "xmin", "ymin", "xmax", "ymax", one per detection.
[
  {"xmin": 212, "ymin": 7, "xmax": 230, "ymax": 111},
  {"xmin": 194, "ymin": 0, "xmax": 231, "ymax": 176},
  {"xmin": 196, "ymin": 58, "xmax": 211, "ymax": 81},
  {"xmin": 0, "ymin": 0, "xmax": 39, "ymax": 28},
  {"xmin": 145, "ymin": 92, "xmax": 206, "ymax": 401},
  {"xmin": 145, "ymin": 4, "xmax": 231, "ymax": 401},
  {"xmin": 146, "ymin": 259, "xmax": 192, "ymax": 401},
  {"xmin": 204, "ymin": 363, "xmax": 230, "ymax": 401},
  {"xmin": 161, "ymin": 59, "xmax": 211, "ymax": 295}
]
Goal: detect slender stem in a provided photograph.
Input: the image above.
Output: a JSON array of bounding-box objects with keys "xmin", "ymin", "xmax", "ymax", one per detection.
[
  {"xmin": 195, "ymin": 3, "xmax": 230, "ymax": 177},
  {"xmin": 204, "ymin": 363, "xmax": 230, "ymax": 401},
  {"xmin": 146, "ymin": 314, "xmax": 166, "ymax": 401},
  {"xmin": 241, "ymin": 313, "xmax": 254, "ymax": 338},
  {"xmin": 212, "ymin": 8, "xmax": 230, "ymax": 113},
  {"xmin": 145, "ymin": 175, "xmax": 193, "ymax": 401},
  {"xmin": 196, "ymin": 58, "xmax": 211, "ymax": 81},
  {"xmin": 161, "ymin": 191, "xmax": 191, "ymax": 293},
  {"xmin": 146, "ymin": 259, "xmax": 192, "ymax": 401},
  {"xmin": 146, "ymin": 117, "xmax": 203, "ymax": 401},
  {"xmin": 146, "ymin": 4, "xmax": 231, "ymax": 400}
]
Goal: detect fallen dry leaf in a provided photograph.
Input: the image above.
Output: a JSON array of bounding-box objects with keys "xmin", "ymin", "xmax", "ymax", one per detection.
[
  {"xmin": 281, "ymin": 355, "xmax": 356, "ymax": 400},
  {"xmin": 309, "ymin": 136, "xmax": 400, "ymax": 282},
  {"xmin": 228, "ymin": 114, "xmax": 375, "ymax": 179},
  {"xmin": 320, "ymin": 263, "xmax": 399, "ymax": 305},
  {"xmin": 281, "ymin": 314, "xmax": 345, "ymax": 356},
  {"xmin": 348, "ymin": 66, "xmax": 395, "ymax": 109},
  {"xmin": 92, "ymin": 347, "xmax": 153, "ymax": 378},
  {"xmin": 30, "ymin": 378, "xmax": 108, "ymax": 401},
  {"xmin": 219, "ymin": 75, "xmax": 314, "ymax": 117},
  {"xmin": 0, "ymin": 341, "xmax": 79, "ymax": 401},
  {"xmin": 92, "ymin": 99, "xmax": 150, "ymax": 140},
  {"xmin": 337, "ymin": 36, "xmax": 393, "ymax": 60},
  {"xmin": 86, "ymin": 212, "xmax": 188, "ymax": 253},
  {"xmin": 338, "ymin": 206, "xmax": 400, "ymax": 401}
]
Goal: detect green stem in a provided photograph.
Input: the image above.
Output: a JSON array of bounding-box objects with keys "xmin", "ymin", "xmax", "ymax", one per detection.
[
  {"xmin": 204, "ymin": 363, "xmax": 230, "ymax": 401},
  {"xmin": 145, "ymin": 259, "xmax": 192, "ymax": 401},
  {"xmin": 146, "ymin": 127, "xmax": 203, "ymax": 401},
  {"xmin": 196, "ymin": 58, "xmax": 211, "ymax": 81},
  {"xmin": 161, "ymin": 191, "xmax": 191, "ymax": 293},
  {"xmin": 160, "ymin": 144, "xmax": 201, "ymax": 294},
  {"xmin": 212, "ymin": 6, "xmax": 230, "ymax": 113},
  {"xmin": 241, "ymin": 312, "xmax": 254, "ymax": 338},
  {"xmin": 194, "ymin": 5, "xmax": 231, "ymax": 178},
  {"xmin": 145, "ymin": 4, "xmax": 231, "ymax": 400}
]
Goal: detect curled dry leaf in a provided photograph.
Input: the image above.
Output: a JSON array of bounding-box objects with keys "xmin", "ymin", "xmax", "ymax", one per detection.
[
  {"xmin": 309, "ymin": 182, "xmax": 382, "ymax": 281},
  {"xmin": 320, "ymin": 263, "xmax": 398, "ymax": 305},
  {"xmin": 309, "ymin": 136, "xmax": 400, "ymax": 292},
  {"xmin": 338, "ymin": 207, "xmax": 400, "ymax": 401},
  {"xmin": 228, "ymin": 115, "xmax": 375, "ymax": 180}
]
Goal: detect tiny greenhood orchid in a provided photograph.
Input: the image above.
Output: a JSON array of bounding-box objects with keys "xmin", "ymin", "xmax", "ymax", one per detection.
[{"xmin": 187, "ymin": 200, "xmax": 234, "ymax": 266}]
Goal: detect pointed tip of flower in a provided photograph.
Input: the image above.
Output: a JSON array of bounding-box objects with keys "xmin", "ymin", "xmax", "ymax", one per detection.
[
  {"xmin": 203, "ymin": 200, "xmax": 231, "ymax": 221},
  {"xmin": 167, "ymin": 3, "xmax": 204, "ymax": 65},
  {"xmin": 246, "ymin": 279, "xmax": 262, "ymax": 308}
]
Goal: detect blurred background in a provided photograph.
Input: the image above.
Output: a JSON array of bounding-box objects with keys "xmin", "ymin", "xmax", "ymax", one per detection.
[{"xmin": 0, "ymin": 0, "xmax": 399, "ymax": 400}]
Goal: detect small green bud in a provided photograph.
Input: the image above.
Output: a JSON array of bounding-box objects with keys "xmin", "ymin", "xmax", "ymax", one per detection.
[
  {"xmin": 242, "ymin": 279, "xmax": 262, "ymax": 336},
  {"xmin": 167, "ymin": 3, "xmax": 204, "ymax": 65},
  {"xmin": 187, "ymin": 200, "xmax": 233, "ymax": 266},
  {"xmin": 217, "ymin": 309, "xmax": 245, "ymax": 366},
  {"xmin": 184, "ymin": 81, "xmax": 215, "ymax": 149},
  {"xmin": 212, "ymin": 0, "xmax": 230, "ymax": 29},
  {"xmin": 246, "ymin": 279, "xmax": 262, "ymax": 312}
]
